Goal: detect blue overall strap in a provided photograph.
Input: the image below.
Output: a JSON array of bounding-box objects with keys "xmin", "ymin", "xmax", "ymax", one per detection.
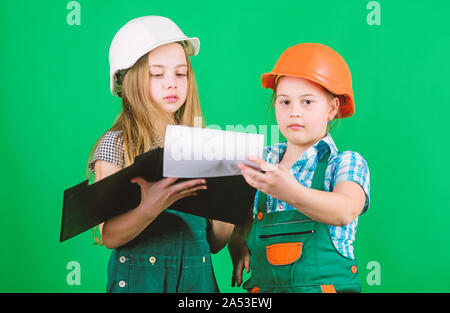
[{"xmin": 256, "ymin": 149, "xmax": 331, "ymax": 214}]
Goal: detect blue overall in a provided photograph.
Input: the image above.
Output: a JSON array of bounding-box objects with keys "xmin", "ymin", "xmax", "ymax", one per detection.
[{"xmin": 106, "ymin": 209, "xmax": 219, "ymax": 292}]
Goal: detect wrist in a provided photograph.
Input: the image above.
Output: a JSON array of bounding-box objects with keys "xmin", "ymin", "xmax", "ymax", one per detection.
[
  {"xmin": 287, "ymin": 180, "xmax": 306, "ymax": 209},
  {"xmin": 135, "ymin": 203, "xmax": 160, "ymax": 221}
]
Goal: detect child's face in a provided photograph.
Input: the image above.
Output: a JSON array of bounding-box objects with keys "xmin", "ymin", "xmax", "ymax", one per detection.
[
  {"xmin": 148, "ymin": 43, "xmax": 188, "ymax": 114},
  {"xmin": 274, "ymin": 76, "xmax": 338, "ymax": 147}
]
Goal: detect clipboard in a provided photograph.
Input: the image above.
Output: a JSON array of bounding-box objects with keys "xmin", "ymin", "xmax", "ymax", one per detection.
[{"xmin": 60, "ymin": 147, "xmax": 256, "ymax": 242}]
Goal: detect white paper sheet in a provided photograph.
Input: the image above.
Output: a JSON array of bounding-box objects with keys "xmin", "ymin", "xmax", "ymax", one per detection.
[{"xmin": 163, "ymin": 125, "xmax": 265, "ymax": 178}]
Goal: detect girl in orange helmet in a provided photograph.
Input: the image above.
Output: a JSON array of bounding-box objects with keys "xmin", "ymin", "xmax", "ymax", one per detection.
[{"xmin": 228, "ymin": 43, "xmax": 370, "ymax": 293}]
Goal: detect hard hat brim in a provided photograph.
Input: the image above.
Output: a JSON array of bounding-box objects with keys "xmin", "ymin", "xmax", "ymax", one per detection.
[{"xmin": 261, "ymin": 72, "xmax": 355, "ymax": 119}]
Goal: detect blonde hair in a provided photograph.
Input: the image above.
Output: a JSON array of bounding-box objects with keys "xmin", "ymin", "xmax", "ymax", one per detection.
[{"xmin": 87, "ymin": 44, "xmax": 204, "ymax": 245}]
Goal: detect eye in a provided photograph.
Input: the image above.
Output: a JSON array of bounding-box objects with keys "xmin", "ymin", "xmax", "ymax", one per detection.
[
  {"xmin": 150, "ymin": 73, "xmax": 163, "ymax": 78},
  {"xmin": 279, "ymin": 99, "xmax": 289, "ymax": 105},
  {"xmin": 302, "ymin": 99, "xmax": 313, "ymax": 105},
  {"xmin": 176, "ymin": 72, "xmax": 187, "ymax": 77}
]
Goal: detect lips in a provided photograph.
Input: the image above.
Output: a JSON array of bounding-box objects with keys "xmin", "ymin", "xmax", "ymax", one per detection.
[
  {"xmin": 288, "ymin": 123, "xmax": 304, "ymax": 129},
  {"xmin": 164, "ymin": 94, "xmax": 179, "ymax": 103}
]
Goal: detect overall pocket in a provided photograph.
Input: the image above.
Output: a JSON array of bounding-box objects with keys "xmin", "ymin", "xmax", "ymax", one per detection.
[
  {"xmin": 259, "ymin": 220, "xmax": 316, "ymax": 286},
  {"xmin": 266, "ymin": 242, "xmax": 303, "ymax": 265},
  {"xmin": 128, "ymin": 254, "xmax": 179, "ymax": 293},
  {"xmin": 178, "ymin": 254, "xmax": 219, "ymax": 293},
  {"xmin": 259, "ymin": 219, "xmax": 316, "ymax": 245}
]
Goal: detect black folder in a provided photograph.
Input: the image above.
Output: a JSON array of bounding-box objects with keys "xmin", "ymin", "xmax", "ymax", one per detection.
[{"xmin": 60, "ymin": 147, "xmax": 256, "ymax": 242}]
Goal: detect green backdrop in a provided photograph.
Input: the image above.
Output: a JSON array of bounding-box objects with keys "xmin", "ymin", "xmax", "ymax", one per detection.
[{"xmin": 1, "ymin": 0, "xmax": 449, "ymax": 293}]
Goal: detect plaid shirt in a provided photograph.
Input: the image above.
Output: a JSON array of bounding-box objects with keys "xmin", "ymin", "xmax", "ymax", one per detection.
[
  {"xmin": 252, "ymin": 133, "xmax": 370, "ymax": 259},
  {"xmin": 88, "ymin": 130, "xmax": 162, "ymax": 175}
]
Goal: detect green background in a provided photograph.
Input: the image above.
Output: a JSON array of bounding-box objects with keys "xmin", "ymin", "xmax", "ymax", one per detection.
[{"xmin": 1, "ymin": 0, "xmax": 449, "ymax": 293}]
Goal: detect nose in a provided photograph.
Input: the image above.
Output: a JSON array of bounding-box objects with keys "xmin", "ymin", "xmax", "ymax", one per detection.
[
  {"xmin": 290, "ymin": 102, "xmax": 303, "ymax": 117},
  {"xmin": 290, "ymin": 109, "xmax": 302, "ymax": 118},
  {"xmin": 164, "ymin": 74, "xmax": 177, "ymax": 89}
]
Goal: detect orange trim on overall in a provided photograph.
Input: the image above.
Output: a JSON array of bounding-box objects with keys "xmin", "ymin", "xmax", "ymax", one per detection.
[
  {"xmin": 266, "ymin": 242, "xmax": 303, "ymax": 265},
  {"xmin": 321, "ymin": 285, "xmax": 337, "ymax": 293},
  {"xmin": 250, "ymin": 287, "xmax": 260, "ymax": 293}
]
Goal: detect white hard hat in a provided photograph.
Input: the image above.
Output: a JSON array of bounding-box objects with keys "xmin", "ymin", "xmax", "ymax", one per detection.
[{"xmin": 109, "ymin": 16, "xmax": 200, "ymax": 97}]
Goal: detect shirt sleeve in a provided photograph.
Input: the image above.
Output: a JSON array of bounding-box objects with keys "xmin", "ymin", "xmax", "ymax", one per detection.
[
  {"xmin": 332, "ymin": 151, "xmax": 370, "ymax": 214},
  {"xmin": 88, "ymin": 131, "xmax": 125, "ymax": 175}
]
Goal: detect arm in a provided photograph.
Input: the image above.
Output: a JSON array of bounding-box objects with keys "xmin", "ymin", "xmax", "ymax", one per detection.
[
  {"xmin": 288, "ymin": 180, "xmax": 366, "ymax": 226},
  {"xmin": 238, "ymin": 160, "xmax": 367, "ymax": 227},
  {"xmin": 92, "ymin": 160, "xmax": 120, "ymax": 240},
  {"xmin": 207, "ymin": 219, "xmax": 235, "ymax": 254},
  {"xmin": 94, "ymin": 160, "xmax": 157, "ymax": 249},
  {"xmin": 94, "ymin": 160, "xmax": 207, "ymax": 249},
  {"xmin": 227, "ymin": 212, "xmax": 253, "ymax": 287}
]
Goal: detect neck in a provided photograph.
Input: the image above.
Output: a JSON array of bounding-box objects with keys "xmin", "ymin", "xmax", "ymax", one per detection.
[
  {"xmin": 281, "ymin": 133, "xmax": 328, "ymax": 167},
  {"xmin": 281, "ymin": 142, "xmax": 308, "ymax": 167}
]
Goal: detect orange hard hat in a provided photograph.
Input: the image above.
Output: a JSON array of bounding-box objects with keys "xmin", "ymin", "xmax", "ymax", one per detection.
[{"xmin": 261, "ymin": 43, "xmax": 355, "ymax": 119}]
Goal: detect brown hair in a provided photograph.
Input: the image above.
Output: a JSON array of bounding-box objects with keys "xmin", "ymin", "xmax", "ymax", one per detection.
[
  {"xmin": 87, "ymin": 44, "xmax": 204, "ymax": 245},
  {"xmin": 321, "ymin": 86, "xmax": 342, "ymax": 133}
]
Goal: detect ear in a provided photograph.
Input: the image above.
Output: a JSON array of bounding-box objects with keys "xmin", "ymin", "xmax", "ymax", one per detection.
[{"xmin": 328, "ymin": 97, "xmax": 340, "ymax": 121}]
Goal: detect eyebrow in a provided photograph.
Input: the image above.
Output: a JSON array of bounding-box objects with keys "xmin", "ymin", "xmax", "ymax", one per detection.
[
  {"xmin": 149, "ymin": 64, "xmax": 188, "ymax": 68},
  {"xmin": 276, "ymin": 93, "xmax": 317, "ymax": 98}
]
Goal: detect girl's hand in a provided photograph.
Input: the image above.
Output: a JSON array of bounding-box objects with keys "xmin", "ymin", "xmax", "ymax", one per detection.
[
  {"xmin": 237, "ymin": 157, "xmax": 299, "ymax": 204},
  {"xmin": 228, "ymin": 235, "xmax": 250, "ymax": 287},
  {"xmin": 130, "ymin": 176, "xmax": 207, "ymax": 219}
]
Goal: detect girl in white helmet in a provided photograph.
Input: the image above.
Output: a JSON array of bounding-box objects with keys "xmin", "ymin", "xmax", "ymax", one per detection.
[{"xmin": 87, "ymin": 16, "xmax": 233, "ymax": 292}]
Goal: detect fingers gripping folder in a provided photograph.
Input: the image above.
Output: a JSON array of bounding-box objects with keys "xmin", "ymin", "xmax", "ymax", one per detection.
[{"xmin": 60, "ymin": 126, "xmax": 263, "ymax": 242}]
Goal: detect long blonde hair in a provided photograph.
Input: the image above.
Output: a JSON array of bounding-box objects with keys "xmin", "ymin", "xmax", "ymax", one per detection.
[{"xmin": 87, "ymin": 44, "xmax": 204, "ymax": 245}]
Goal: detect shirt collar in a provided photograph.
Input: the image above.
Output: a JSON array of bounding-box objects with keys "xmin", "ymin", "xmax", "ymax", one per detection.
[{"xmin": 265, "ymin": 133, "xmax": 339, "ymax": 166}]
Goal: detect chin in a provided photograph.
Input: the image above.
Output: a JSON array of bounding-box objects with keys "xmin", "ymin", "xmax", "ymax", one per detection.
[
  {"xmin": 163, "ymin": 103, "xmax": 183, "ymax": 113},
  {"xmin": 285, "ymin": 134, "xmax": 312, "ymax": 146}
]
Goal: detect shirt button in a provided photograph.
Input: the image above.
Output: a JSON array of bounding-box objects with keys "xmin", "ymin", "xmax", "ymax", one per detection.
[
  {"xmin": 202, "ymin": 256, "xmax": 206, "ymax": 263},
  {"xmin": 257, "ymin": 212, "xmax": 263, "ymax": 220},
  {"xmin": 119, "ymin": 256, "xmax": 126, "ymax": 264},
  {"xmin": 149, "ymin": 256, "xmax": 156, "ymax": 265},
  {"xmin": 118, "ymin": 280, "xmax": 126, "ymax": 288}
]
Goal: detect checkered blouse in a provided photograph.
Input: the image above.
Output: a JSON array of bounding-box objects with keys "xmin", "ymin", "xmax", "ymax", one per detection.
[{"xmin": 88, "ymin": 131, "xmax": 161, "ymax": 175}]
